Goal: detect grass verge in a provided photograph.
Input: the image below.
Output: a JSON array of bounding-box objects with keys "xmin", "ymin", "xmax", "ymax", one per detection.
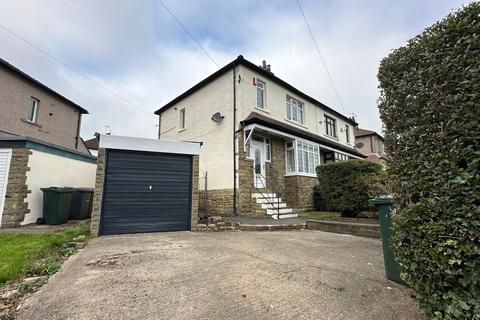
[
  {"xmin": 298, "ymin": 211, "xmax": 341, "ymax": 220},
  {"xmin": 0, "ymin": 223, "xmax": 90, "ymax": 285}
]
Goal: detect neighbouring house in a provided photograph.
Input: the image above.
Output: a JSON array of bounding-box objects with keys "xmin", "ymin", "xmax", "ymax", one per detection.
[
  {"xmin": 155, "ymin": 55, "xmax": 366, "ymax": 219},
  {"xmin": 84, "ymin": 133, "xmax": 100, "ymax": 156},
  {"xmin": 0, "ymin": 58, "xmax": 96, "ymax": 228},
  {"xmin": 354, "ymin": 128, "xmax": 387, "ymax": 166}
]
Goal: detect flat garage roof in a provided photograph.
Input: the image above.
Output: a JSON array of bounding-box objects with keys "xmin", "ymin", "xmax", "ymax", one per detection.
[{"xmin": 99, "ymin": 135, "xmax": 201, "ymax": 155}]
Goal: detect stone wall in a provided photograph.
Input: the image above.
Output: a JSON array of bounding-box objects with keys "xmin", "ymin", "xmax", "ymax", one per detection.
[
  {"xmin": 190, "ymin": 155, "xmax": 199, "ymax": 229},
  {"xmin": 284, "ymin": 175, "xmax": 318, "ymax": 211},
  {"xmin": 199, "ymin": 189, "xmax": 234, "ymax": 217},
  {"xmin": 89, "ymin": 148, "xmax": 105, "ymax": 236},
  {"xmin": 237, "ymin": 130, "xmax": 254, "ymax": 214},
  {"xmin": 1, "ymin": 147, "xmax": 31, "ymax": 227}
]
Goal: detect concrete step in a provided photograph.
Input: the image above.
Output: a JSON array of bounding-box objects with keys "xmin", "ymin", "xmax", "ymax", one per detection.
[
  {"xmin": 261, "ymin": 202, "xmax": 287, "ymax": 209},
  {"xmin": 272, "ymin": 213, "xmax": 298, "ymax": 219},
  {"xmin": 267, "ymin": 208, "xmax": 293, "ymax": 215},
  {"xmin": 252, "ymin": 193, "xmax": 277, "ymax": 198},
  {"xmin": 256, "ymin": 197, "xmax": 282, "ymax": 204}
]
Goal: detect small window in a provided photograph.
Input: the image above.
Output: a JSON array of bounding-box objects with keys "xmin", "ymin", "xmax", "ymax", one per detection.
[
  {"xmin": 334, "ymin": 152, "xmax": 348, "ymax": 161},
  {"xmin": 26, "ymin": 97, "xmax": 39, "ymax": 123},
  {"xmin": 286, "ymin": 141, "xmax": 295, "ymax": 173},
  {"xmin": 286, "ymin": 95, "xmax": 304, "ymax": 124},
  {"xmin": 256, "ymin": 80, "xmax": 265, "ymax": 109},
  {"xmin": 325, "ymin": 115, "xmax": 337, "ymax": 137},
  {"xmin": 345, "ymin": 125, "xmax": 350, "ymax": 143},
  {"xmin": 179, "ymin": 108, "xmax": 186, "ymax": 129},
  {"xmin": 265, "ymin": 138, "xmax": 271, "ymax": 161}
]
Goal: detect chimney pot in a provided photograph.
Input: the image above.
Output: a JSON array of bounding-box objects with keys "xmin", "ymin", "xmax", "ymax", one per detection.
[
  {"xmin": 262, "ymin": 60, "xmax": 267, "ymax": 68},
  {"xmin": 267, "ymin": 64, "xmax": 271, "ymax": 71}
]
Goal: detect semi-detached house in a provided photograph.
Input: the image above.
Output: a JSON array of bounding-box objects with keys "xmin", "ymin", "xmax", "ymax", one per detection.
[{"xmin": 155, "ymin": 55, "xmax": 365, "ymax": 218}]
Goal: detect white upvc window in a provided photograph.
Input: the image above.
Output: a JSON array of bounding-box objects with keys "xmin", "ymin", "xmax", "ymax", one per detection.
[
  {"xmin": 256, "ymin": 80, "xmax": 265, "ymax": 109},
  {"xmin": 334, "ymin": 152, "xmax": 349, "ymax": 161},
  {"xmin": 286, "ymin": 95, "xmax": 304, "ymax": 124},
  {"xmin": 179, "ymin": 108, "xmax": 186, "ymax": 130},
  {"xmin": 26, "ymin": 97, "xmax": 39, "ymax": 123},
  {"xmin": 285, "ymin": 140, "xmax": 320, "ymax": 175}
]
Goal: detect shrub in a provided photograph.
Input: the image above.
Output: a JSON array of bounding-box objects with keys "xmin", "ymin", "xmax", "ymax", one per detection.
[
  {"xmin": 314, "ymin": 159, "xmax": 383, "ymax": 216},
  {"xmin": 377, "ymin": 3, "xmax": 480, "ymax": 319}
]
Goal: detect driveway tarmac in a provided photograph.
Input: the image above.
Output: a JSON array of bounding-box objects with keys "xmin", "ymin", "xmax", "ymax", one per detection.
[{"xmin": 18, "ymin": 230, "xmax": 422, "ymax": 320}]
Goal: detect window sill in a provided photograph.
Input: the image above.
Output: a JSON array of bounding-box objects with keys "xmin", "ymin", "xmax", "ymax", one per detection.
[
  {"xmin": 21, "ymin": 118, "xmax": 42, "ymax": 128},
  {"xmin": 284, "ymin": 172, "xmax": 317, "ymax": 178},
  {"xmin": 254, "ymin": 107, "xmax": 270, "ymax": 114},
  {"xmin": 284, "ymin": 118, "xmax": 308, "ymax": 129},
  {"xmin": 323, "ymin": 134, "xmax": 339, "ymax": 141},
  {"xmin": 177, "ymin": 128, "xmax": 186, "ymax": 133}
]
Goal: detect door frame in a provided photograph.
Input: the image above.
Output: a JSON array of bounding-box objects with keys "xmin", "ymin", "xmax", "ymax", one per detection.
[
  {"xmin": 252, "ymin": 141, "xmax": 266, "ymax": 188},
  {"xmin": 0, "ymin": 149, "xmax": 12, "ymax": 228}
]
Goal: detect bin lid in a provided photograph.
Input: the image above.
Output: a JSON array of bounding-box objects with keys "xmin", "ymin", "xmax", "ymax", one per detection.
[
  {"xmin": 369, "ymin": 195, "xmax": 394, "ymax": 205},
  {"xmin": 40, "ymin": 187, "xmax": 75, "ymax": 193},
  {"xmin": 73, "ymin": 187, "xmax": 95, "ymax": 192}
]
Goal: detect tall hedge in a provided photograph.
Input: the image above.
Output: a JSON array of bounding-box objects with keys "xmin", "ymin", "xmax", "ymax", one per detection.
[
  {"xmin": 314, "ymin": 160, "xmax": 383, "ymax": 216},
  {"xmin": 377, "ymin": 3, "xmax": 480, "ymax": 319}
]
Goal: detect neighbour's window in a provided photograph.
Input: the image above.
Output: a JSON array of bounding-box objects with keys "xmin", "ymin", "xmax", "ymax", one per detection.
[
  {"xmin": 26, "ymin": 97, "xmax": 39, "ymax": 123},
  {"xmin": 325, "ymin": 115, "xmax": 337, "ymax": 137},
  {"xmin": 286, "ymin": 95, "xmax": 304, "ymax": 124},
  {"xmin": 179, "ymin": 108, "xmax": 186, "ymax": 129},
  {"xmin": 345, "ymin": 125, "xmax": 350, "ymax": 143},
  {"xmin": 334, "ymin": 153, "xmax": 349, "ymax": 161},
  {"xmin": 256, "ymin": 80, "xmax": 265, "ymax": 109}
]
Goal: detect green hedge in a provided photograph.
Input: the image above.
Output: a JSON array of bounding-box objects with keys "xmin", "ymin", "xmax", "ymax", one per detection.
[
  {"xmin": 377, "ymin": 3, "xmax": 480, "ymax": 319},
  {"xmin": 314, "ymin": 160, "xmax": 383, "ymax": 216}
]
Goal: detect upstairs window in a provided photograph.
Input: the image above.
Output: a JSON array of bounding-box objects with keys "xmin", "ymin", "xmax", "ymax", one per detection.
[
  {"xmin": 179, "ymin": 108, "xmax": 186, "ymax": 130},
  {"xmin": 26, "ymin": 97, "xmax": 39, "ymax": 123},
  {"xmin": 345, "ymin": 124, "xmax": 350, "ymax": 143},
  {"xmin": 325, "ymin": 115, "xmax": 337, "ymax": 137},
  {"xmin": 286, "ymin": 95, "xmax": 304, "ymax": 124},
  {"xmin": 256, "ymin": 80, "xmax": 265, "ymax": 109}
]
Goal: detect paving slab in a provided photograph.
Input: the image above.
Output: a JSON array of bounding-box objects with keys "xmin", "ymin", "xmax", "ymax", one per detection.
[{"xmin": 17, "ymin": 231, "xmax": 422, "ymax": 320}]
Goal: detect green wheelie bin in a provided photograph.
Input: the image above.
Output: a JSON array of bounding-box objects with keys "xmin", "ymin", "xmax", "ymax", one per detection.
[
  {"xmin": 41, "ymin": 187, "xmax": 74, "ymax": 225},
  {"xmin": 369, "ymin": 196, "xmax": 405, "ymax": 285}
]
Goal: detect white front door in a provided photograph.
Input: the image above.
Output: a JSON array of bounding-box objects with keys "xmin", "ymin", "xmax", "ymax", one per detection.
[
  {"xmin": 252, "ymin": 142, "xmax": 266, "ymax": 188},
  {"xmin": 0, "ymin": 149, "xmax": 12, "ymax": 228}
]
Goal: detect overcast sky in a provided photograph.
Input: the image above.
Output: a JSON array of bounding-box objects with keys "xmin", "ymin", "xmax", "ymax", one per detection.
[{"xmin": 0, "ymin": 0, "xmax": 470, "ymax": 140}]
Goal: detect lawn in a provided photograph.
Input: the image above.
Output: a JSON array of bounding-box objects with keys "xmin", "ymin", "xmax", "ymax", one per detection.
[
  {"xmin": 0, "ymin": 224, "xmax": 89, "ymax": 284},
  {"xmin": 298, "ymin": 211, "xmax": 340, "ymax": 220}
]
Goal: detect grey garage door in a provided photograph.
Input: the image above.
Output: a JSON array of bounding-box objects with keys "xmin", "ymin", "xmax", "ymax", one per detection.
[{"xmin": 100, "ymin": 149, "xmax": 192, "ymax": 235}]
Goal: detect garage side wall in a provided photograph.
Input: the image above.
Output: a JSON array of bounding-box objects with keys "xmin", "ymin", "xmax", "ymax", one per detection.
[
  {"xmin": 191, "ymin": 155, "xmax": 199, "ymax": 230},
  {"xmin": 90, "ymin": 148, "xmax": 106, "ymax": 236}
]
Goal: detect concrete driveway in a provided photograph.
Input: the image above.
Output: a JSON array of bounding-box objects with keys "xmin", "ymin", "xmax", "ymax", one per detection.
[{"xmin": 18, "ymin": 231, "xmax": 422, "ymax": 320}]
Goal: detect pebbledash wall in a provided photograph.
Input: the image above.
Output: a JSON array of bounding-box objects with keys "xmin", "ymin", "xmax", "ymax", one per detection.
[{"xmin": 0, "ymin": 138, "xmax": 96, "ymax": 228}]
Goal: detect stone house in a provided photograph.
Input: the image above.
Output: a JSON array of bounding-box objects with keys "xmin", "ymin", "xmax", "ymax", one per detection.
[
  {"xmin": 156, "ymin": 55, "xmax": 365, "ymax": 218},
  {"xmin": 354, "ymin": 128, "xmax": 387, "ymax": 167},
  {"xmin": 0, "ymin": 58, "xmax": 96, "ymax": 228}
]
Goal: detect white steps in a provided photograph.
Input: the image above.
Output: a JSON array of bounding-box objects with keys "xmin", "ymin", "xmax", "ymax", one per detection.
[{"xmin": 252, "ymin": 192, "xmax": 297, "ymax": 219}]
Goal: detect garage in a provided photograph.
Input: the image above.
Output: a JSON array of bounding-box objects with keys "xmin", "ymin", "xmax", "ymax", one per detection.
[{"xmin": 91, "ymin": 135, "xmax": 200, "ymax": 236}]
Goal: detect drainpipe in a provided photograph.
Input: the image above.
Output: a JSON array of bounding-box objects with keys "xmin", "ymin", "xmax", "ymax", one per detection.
[
  {"xmin": 75, "ymin": 112, "xmax": 82, "ymax": 150},
  {"xmin": 232, "ymin": 61, "xmax": 237, "ymax": 217}
]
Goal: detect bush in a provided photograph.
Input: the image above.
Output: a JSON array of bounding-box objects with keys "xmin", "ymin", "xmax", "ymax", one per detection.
[
  {"xmin": 314, "ymin": 159, "xmax": 383, "ymax": 217},
  {"xmin": 377, "ymin": 3, "xmax": 480, "ymax": 319}
]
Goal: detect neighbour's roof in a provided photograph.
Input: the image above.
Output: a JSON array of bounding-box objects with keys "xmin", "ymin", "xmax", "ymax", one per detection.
[
  {"xmin": 84, "ymin": 134, "xmax": 99, "ymax": 150},
  {"xmin": 354, "ymin": 127, "xmax": 384, "ymax": 140},
  {"xmin": 241, "ymin": 112, "xmax": 366, "ymax": 158},
  {"xmin": 154, "ymin": 55, "xmax": 357, "ymax": 126},
  {"xmin": 0, "ymin": 57, "xmax": 89, "ymax": 114}
]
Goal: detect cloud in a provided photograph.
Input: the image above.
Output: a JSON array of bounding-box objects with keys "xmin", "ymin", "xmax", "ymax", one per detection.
[{"xmin": 0, "ymin": 0, "xmax": 470, "ymax": 139}]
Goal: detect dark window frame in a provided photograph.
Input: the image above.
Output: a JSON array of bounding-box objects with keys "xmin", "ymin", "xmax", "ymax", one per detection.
[{"xmin": 325, "ymin": 115, "xmax": 337, "ymax": 137}]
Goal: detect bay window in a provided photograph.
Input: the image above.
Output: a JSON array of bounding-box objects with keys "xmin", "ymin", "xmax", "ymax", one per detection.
[{"xmin": 285, "ymin": 140, "xmax": 320, "ymax": 175}]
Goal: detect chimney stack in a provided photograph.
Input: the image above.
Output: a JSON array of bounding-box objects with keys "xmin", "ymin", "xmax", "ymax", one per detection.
[{"xmin": 259, "ymin": 59, "xmax": 273, "ymax": 73}]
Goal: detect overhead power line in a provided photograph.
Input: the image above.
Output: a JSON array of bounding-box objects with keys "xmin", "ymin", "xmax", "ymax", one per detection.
[
  {"xmin": 155, "ymin": 0, "xmax": 221, "ymax": 69},
  {"xmin": 295, "ymin": 0, "xmax": 346, "ymax": 113},
  {"xmin": 0, "ymin": 24, "xmax": 154, "ymax": 117}
]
